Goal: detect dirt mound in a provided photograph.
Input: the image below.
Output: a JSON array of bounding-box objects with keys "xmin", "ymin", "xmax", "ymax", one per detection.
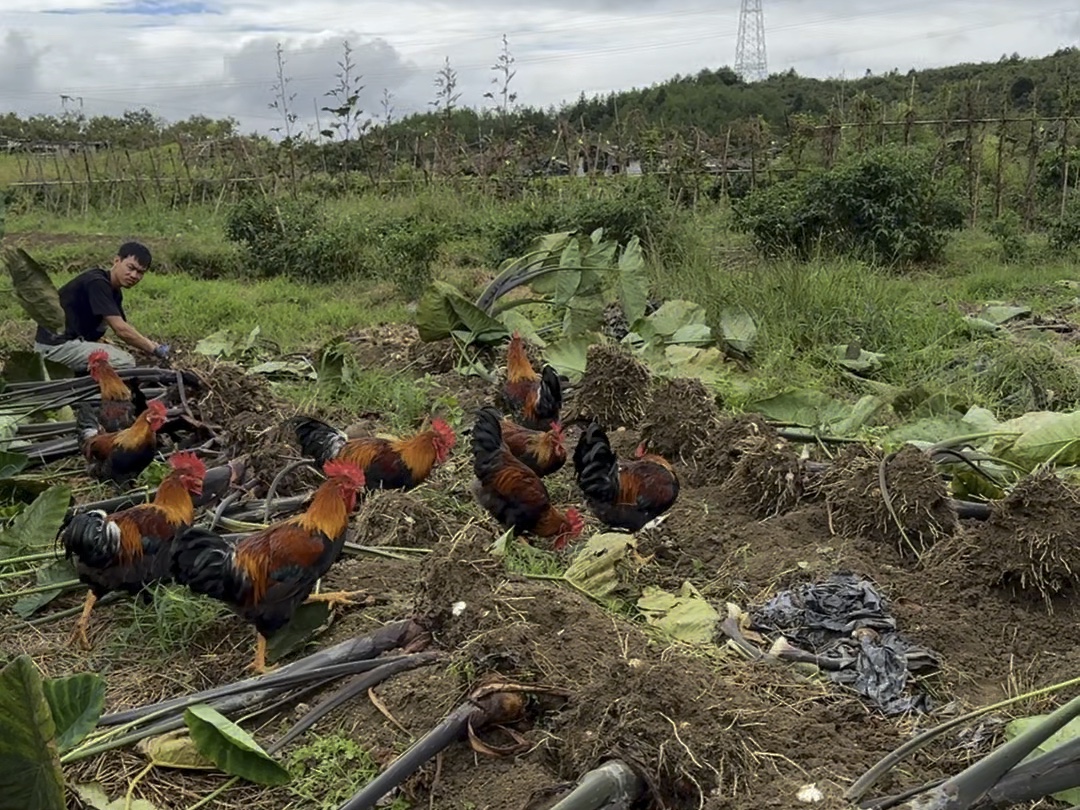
[
  {"xmin": 640, "ymin": 377, "xmax": 720, "ymax": 463},
  {"xmin": 939, "ymin": 470, "xmax": 1080, "ymax": 609},
  {"xmin": 343, "ymin": 322, "xmax": 420, "ymax": 370},
  {"xmin": 818, "ymin": 445, "xmax": 958, "ymax": 557},
  {"xmin": 354, "ymin": 489, "xmax": 450, "ymax": 549},
  {"xmin": 679, "ymin": 412, "xmax": 779, "ymax": 488},
  {"xmin": 570, "ymin": 343, "xmax": 651, "ymax": 428},
  {"xmin": 718, "ymin": 431, "xmax": 804, "ymax": 518}
]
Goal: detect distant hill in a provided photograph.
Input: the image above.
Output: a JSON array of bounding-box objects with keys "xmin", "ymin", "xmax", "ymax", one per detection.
[{"xmin": 384, "ymin": 46, "xmax": 1080, "ymax": 140}]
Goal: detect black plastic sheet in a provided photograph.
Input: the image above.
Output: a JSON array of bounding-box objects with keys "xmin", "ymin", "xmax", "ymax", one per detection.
[{"xmin": 750, "ymin": 573, "xmax": 938, "ymax": 714}]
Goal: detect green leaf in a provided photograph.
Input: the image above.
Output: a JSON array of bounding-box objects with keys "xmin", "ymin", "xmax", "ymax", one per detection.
[
  {"xmin": 563, "ymin": 532, "xmax": 637, "ymax": 601},
  {"xmin": 658, "ymin": 345, "xmax": 727, "ymax": 388},
  {"xmin": 0, "ymin": 655, "xmax": 65, "ymax": 810},
  {"xmin": 1003, "ymin": 714, "xmax": 1080, "ymax": 806},
  {"xmin": 751, "ymin": 389, "xmax": 851, "ymax": 429},
  {"xmin": 720, "ymin": 308, "xmax": 757, "ymax": 354},
  {"xmin": 637, "ymin": 581, "xmax": 720, "ymax": 645},
  {"xmin": 3, "ymin": 351, "xmax": 50, "ymax": 384},
  {"xmin": 415, "ymin": 283, "xmax": 458, "ymax": 342},
  {"xmin": 497, "ymin": 310, "xmax": 547, "ymax": 348},
  {"xmin": 670, "ymin": 323, "xmax": 713, "ymax": 346},
  {"xmin": 0, "ymin": 451, "xmax": 29, "ymax": 480},
  {"xmin": 0, "ymin": 485, "xmax": 72, "ymax": 559},
  {"xmin": 71, "ymin": 783, "xmax": 158, "ymax": 810},
  {"xmin": 545, "ymin": 334, "xmax": 599, "ymax": 382},
  {"xmin": 617, "ymin": 236, "xmax": 649, "ymax": 324},
  {"xmin": 137, "ymin": 730, "xmax": 216, "ymax": 771},
  {"xmin": 3, "ymin": 248, "xmax": 66, "ymax": 334},
  {"xmin": 13, "ymin": 559, "xmax": 79, "ymax": 619},
  {"xmin": 981, "ymin": 304, "xmax": 1031, "ymax": 325},
  {"xmin": 833, "ymin": 342, "xmax": 886, "ymax": 374},
  {"xmin": 194, "ymin": 329, "xmax": 236, "ymax": 359},
  {"xmin": 562, "ymin": 292, "xmax": 606, "ymax": 337},
  {"xmin": 41, "ymin": 672, "xmax": 106, "ymax": 754},
  {"xmin": 987, "ymin": 410, "xmax": 1080, "ymax": 468},
  {"xmin": 265, "ymin": 600, "xmax": 332, "ymax": 664},
  {"xmin": 184, "ymin": 704, "xmax": 291, "ymax": 786},
  {"xmin": 962, "ymin": 315, "xmax": 1004, "ymax": 334},
  {"xmin": 646, "ymin": 300, "xmax": 709, "ymax": 338},
  {"xmin": 962, "ymin": 405, "xmax": 1001, "ymax": 433}
]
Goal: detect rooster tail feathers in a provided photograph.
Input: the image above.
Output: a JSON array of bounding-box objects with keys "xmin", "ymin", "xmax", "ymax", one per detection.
[
  {"xmin": 537, "ymin": 365, "xmax": 563, "ymax": 416},
  {"xmin": 76, "ymin": 402, "xmax": 101, "ymax": 445},
  {"xmin": 470, "ymin": 407, "xmax": 506, "ymax": 478},
  {"xmin": 290, "ymin": 415, "xmax": 347, "ymax": 467},
  {"xmin": 129, "ymin": 378, "xmax": 148, "ymax": 413},
  {"xmin": 574, "ymin": 423, "xmax": 621, "ymax": 503},
  {"xmin": 170, "ymin": 526, "xmax": 244, "ymax": 602},
  {"xmin": 60, "ymin": 510, "xmax": 118, "ymax": 569}
]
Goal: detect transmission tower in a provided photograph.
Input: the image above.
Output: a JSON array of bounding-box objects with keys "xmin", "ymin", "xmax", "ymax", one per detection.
[{"xmin": 734, "ymin": 0, "xmax": 768, "ymax": 83}]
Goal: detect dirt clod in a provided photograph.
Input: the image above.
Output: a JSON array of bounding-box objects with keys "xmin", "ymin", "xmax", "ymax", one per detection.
[
  {"xmin": 354, "ymin": 490, "xmax": 450, "ymax": 549},
  {"xmin": 819, "ymin": 444, "xmax": 958, "ymax": 557},
  {"xmin": 718, "ymin": 431, "xmax": 804, "ymax": 518},
  {"xmin": 640, "ymin": 377, "xmax": 720, "ymax": 463},
  {"xmin": 570, "ymin": 343, "xmax": 652, "ymax": 428}
]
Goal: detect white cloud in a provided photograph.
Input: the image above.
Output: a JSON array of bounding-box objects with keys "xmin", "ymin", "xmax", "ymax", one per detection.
[{"xmin": 1, "ymin": 0, "xmax": 1077, "ymax": 135}]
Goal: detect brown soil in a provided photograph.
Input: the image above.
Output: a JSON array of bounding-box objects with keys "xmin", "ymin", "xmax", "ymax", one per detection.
[
  {"xmin": 6, "ymin": 358, "xmax": 1080, "ymax": 810},
  {"xmin": 568, "ymin": 343, "xmax": 652, "ymax": 428}
]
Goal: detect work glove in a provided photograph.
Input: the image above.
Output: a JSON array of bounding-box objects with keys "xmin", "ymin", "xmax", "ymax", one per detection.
[{"xmin": 153, "ymin": 344, "xmax": 171, "ymax": 360}]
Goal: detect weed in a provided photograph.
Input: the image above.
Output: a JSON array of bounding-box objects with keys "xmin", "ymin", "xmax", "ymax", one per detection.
[{"xmin": 287, "ymin": 734, "xmax": 409, "ymax": 810}]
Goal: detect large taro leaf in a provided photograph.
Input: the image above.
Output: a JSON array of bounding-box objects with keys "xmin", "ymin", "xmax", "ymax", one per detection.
[
  {"xmin": 751, "ymin": 389, "xmax": 887, "ymax": 436},
  {"xmin": 41, "ymin": 672, "xmax": 106, "ymax": 754},
  {"xmin": 71, "ymin": 783, "xmax": 158, "ymax": 810},
  {"xmin": 985, "ymin": 410, "xmax": 1080, "ymax": 469},
  {"xmin": 416, "ymin": 280, "xmax": 508, "ymax": 344},
  {"xmin": 0, "ymin": 451, "xmax": 29, "ymax": 480},
  {"xmin": 265, "ymin": 600, "xmax": 332, "ymax": 663},
  {"xmin": 637, "ymin": 581, "xmax": 720, "ymax": 645},
  {"xmin": 3, "ymin": 248, "xmax": 66, "ymax": 334},
  {"xmin": 0, "ymin": 655, "xmax": 65, "ymax": 810},
  {"xmin": 720, "ymin": 308, "xmax": 758, "ymax": 355},
  {"xmin": 617, "ymin": 236, "xmax": 648, "ymax": 324},
  {"xmin": 544, "ymin": 334, "xmax": 599, "ymax": 383},
  {"xmin": 1003, "ymin": 714, "xmax": 1080, "ymax": 806},
  {"xmin": 563, "ymin": 532, "xmax": 638, "ymax": 601},
  {"xmin": 0, "ymin": 485, "xmax": 72, "ymax": 560},
  {"xmin": 137, "ymin": 729, "xmax": 216, "ymax": 771},
  {"xmin": 645, "ymin": 299, "xmax": 710, "ymax": 339},
  {"xmin": 497, "ymin": 310, "xmax": 547, "ymax": 347},
  {"xmin": 14, "ymin": 559, "xmax": 79, "ymax": 619},
  {"xmin": 184, "ymin": 704, "xmax": 291, "ymax": 786}
]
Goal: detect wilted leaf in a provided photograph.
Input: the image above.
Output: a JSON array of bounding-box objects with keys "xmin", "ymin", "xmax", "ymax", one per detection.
[
  {"xmin": 545, "ymin": 334, "xmax": 599, "ymax": 382},
  {"xmin": 617, "ymin": 236, "xmax": 648, "ymax": 324},
  {"xmin": 563, "ymin": 532, "xmax": 638, "ymax": 600},
  {"xmin": 137, "ymin": 730, "xmax": 216, "ymax": 771},
  {"xmin": 266, "ymin": 600, "xmax": 332, "ymax": 663},
  {"xmin": 71, "ymin": 782, "xmax": 158, "ymax": 810},
  {"xmin": 981, "ymin": 304, "xmax": 1031, "ymax": 325},
  {"xmin": 194, "ymin": 329, "xmax": 236, "ymax": 358},
  {"xmin": 720, "ymin": 309, "xmax": 757, "ymax": 354},
  {"xmin": 4, "ymin": 248, "xmax": 66, "ymax": 334},
  {"xmin": 0, "ymin": 485, "xmax": 72, "ymax": 558},
  {"xmin": 962, "ymin": 315, "xmax": 1004, "ymax": 333},
  {"xmin": 646, "ymin": 300, "xmax": 708, "ymax": 338},
  {"xmin": 833, "ymin": 343, "xmax": 886, "ymax": 374},
  {"xmin": 0, "ymin": 655, "xmax": 65, "ymax": 810},
  {"xmin": 659, "ymin": 345, "xmax": 727, "ymax": 388},
  {"xmin": 13, "ymin": 559, "xmax": 79, "ymax": 619},
  {"xmin": 988, "ymin": 410, "xmax": 1080, "ymax": 468},
  {"xmin": 1003, "ymin": 714, "xmax": 1080, "ymax": 806},
  {"xmin": 41, "ymin": 672, "xmax": 105, "ymax": 754},
  {"xmin": 247, "ymin": 360, "xmax": 316, "ymax": 379},
  {"xmin": 185, "ymin": 704, "xmax": 291, "ymax": 786},
  {"xmin": 637, "ymin": 582, "xmax": 720, "ymax": 645}
]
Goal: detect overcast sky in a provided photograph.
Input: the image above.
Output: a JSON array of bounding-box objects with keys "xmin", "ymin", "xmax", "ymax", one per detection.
[{"xmin": 2, "ymin": 0, "xmax": 1078, "ymax": 136}]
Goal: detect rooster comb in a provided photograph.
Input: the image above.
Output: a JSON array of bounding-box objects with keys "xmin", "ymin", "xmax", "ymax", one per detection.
[
  {"xmin": 88, "ymin": 349, "xmax": 110, "ymax": 367},
  {"xmin": 565, "ymin": 507, "xmax": 585, "ymax": 536},
  {"xmin": 430, "ymin": 417, "xmax": 457, "ymax": 448},
  {"xmin": 323, "ymin": 458, "xmax": 366, "ymax": 488},
  {"xmin": 145, "ymin": 399, "xmax": 168, "ymax": 417},
  {"xmin": 168, "ymin": 451, "xmax": 206, "ymax": 478}
]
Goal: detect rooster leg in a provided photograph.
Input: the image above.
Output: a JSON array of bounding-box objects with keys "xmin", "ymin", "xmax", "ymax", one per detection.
[
  {"xmin": 304, "ymin": 589, "xmax": 369, "ymax": 608},
  {"xmin": 247, "ymin": 633, "xmax": 275, "ymax": 675},
  {"xmin": 71, "ymin": 592, "xmax": 98, "ymax": 650}
]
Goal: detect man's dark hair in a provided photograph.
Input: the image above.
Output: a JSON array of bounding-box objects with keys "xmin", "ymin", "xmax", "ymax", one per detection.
[{"xmin": 117, "ymin": 241, "xmax": 152, "ymax": 270}]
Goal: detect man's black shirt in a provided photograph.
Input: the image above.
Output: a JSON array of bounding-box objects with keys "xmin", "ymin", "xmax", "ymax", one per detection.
[{"xmin": 35, "ymin": 268, "xmax": 125, "ymax": 346}]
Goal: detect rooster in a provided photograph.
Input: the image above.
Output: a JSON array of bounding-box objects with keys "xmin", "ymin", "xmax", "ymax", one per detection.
[
  {"xmin": 497, "ymin": 332, "xmax": 563, "ymax": 431},
  {"xmin": 471, "ymin": 406, "xmax": 583, "ymax": 550},
  {"xmin": 85, "ymin": 349, "xmax": 147, "ymax": 433},
  {"xmin": 78, "ymin": 398, "xmax": 168, "ymax": 485},
  {"xmin": 60, "ymin": 450, "xmax": 206, "ymax": 649},
  {"xmin": 171, "ymin": 459, "xmax": 367, "ymax": 673},
  {"xmin": 289, "ymin": 415, "xmax": 456, "ymax": 491},
  {"xmin": 573, "ymin": 423, "xmax": 680, "ymax": 532},
  {"xmin": 498, "ymin": 417, "xmax": 566, "ymax": 478}
]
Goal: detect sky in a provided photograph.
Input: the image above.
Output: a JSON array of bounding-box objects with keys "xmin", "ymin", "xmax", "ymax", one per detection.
[{"xmin": 1, "ymin": 0, "xmax": 1079, "ymax": 137}]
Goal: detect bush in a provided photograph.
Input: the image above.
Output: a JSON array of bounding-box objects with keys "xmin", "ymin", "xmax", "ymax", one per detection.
[
  {"xmin": 1048, "ymin": 202, "xmax": 1080, "ymax": 254},
  {"xmin": 162, "ymin": 241, "xmax": 244, "ymax": 279},
  {"xmin": 987, "ymin": 211, "xmax": 1028, "ymax": 264},
  {"xmin": 733, "ymin": 146, "xmax": 964, "ymax": 265}
]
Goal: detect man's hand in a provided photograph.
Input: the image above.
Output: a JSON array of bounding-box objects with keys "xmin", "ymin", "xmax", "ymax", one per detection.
[{"xmin": 153, "ymin": 344, "xmax": 171, "ymax": 360}]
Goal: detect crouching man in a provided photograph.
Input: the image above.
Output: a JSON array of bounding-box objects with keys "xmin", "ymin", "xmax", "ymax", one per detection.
[{"xmin": 33, "ymin": 241, "xmax": 170, "ymax": 373}]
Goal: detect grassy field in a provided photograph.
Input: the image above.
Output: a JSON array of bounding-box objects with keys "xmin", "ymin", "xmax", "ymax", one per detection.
[{"xmin": 3, "ymin": 182, "xmax": 1080, "ymax": 810}]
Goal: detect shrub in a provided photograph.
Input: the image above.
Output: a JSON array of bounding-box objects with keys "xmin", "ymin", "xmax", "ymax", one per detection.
[
  {"xmin": 733, "ymin": 146, "xmax": 964, "ymax": 265},
  {"xmin": 1048, "ymin": 201, "xmax": 1080, "ymax": 254},
  {"xmin": 987, "ymin": 211, "xmax": 1028, "ymax": 264}
]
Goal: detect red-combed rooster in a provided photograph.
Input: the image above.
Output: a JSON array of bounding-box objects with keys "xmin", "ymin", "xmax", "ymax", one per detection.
[
  {"xmin": 86, "ymin": 349, "xmax": 147, "ymax": 433},
  {"xmin": 77, "ymin": 398, "xmax": 168, "ymax": 485},
  {"xmin": 171, "ymin": 459, "xmax": 367, "ymax": 673},
  {"xmin": 289, "ymin": 415, "xmax": 456, "ymax": 491},
  {"xmin": 60, "ymin": 450, "xmax": 207, "ymax": 649},
  {"xmin": 471, "ymin": 406, "xmax": 583, "ymax": 550},
  {"xmin": 497, "ymin": 332, "xmax": 563, "ymax": 431},
  {"xmin": 572, "ymin": 423, "xmax": 680, "ymax": 532},
  {"xmin": 498, "ymin": 417, "xmax": 567, "ymax": 478}
]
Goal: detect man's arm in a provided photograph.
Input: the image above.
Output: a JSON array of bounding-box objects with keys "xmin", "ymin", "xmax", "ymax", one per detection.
[{"xmin": 103, "ymin": 314, "xmax": 160, "ymax": 355}]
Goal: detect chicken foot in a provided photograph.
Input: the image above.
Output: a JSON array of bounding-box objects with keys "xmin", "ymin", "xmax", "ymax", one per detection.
[
  {"xmin": 248, "ymin": 633, "xmax": 274, "ymax": 675},
  {"xmin": 304, "ymin": 589, "xmax": 371, "ymax": 608},
  {"xmin": 71, "ymin": 591, "xmax": 98, "ymax": 650}
]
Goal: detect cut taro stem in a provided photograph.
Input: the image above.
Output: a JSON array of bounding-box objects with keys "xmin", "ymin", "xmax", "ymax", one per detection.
[
  {"xmin": 548, "ymin": 759, "xmax": 646, "ymax": 810},
  {"xmin": 337, "ymin": 679, "xmax": 569, "ymax": 810}
]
